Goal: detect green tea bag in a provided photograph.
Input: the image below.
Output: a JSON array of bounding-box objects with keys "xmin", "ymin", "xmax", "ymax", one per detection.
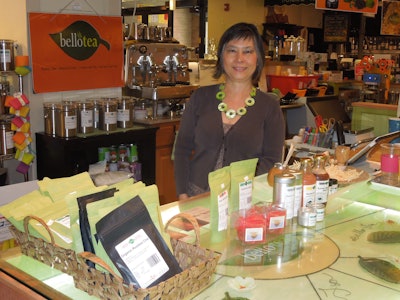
[
  {"xmin": 0, "ymin": 190, "xmax": 52, "ymax": 232},
  {"xmin": 209, "ymin": 166, "xmax": 230, "ymax": 244},
  {"xmin": 230, "ymin": 158, "xmax": 258, "ymax": 213},
  {"xmin": 38, "ymin": 172, "xmax": 97, "ymax": 202}
]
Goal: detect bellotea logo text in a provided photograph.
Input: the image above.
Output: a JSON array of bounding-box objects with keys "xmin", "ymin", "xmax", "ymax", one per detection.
[{"xmin": 50, "ymin": 20, "xmax": 110, "ymax": 61}]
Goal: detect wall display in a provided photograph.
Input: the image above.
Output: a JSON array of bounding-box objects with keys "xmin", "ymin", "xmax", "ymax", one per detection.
[
  {"xmin": 323, "ymin": 13, "xmax": 349, "ymax": 42},
  {"xmin": 315, "ymin": 0, "xmax": 378, "ymax": 14},
  {"xmin": 29, "ymin": 13, "xmax": 124, "ymax": 93},
  {"xmin": 381, "ymin": 0, "xmax": 400, "ymax": 35}
]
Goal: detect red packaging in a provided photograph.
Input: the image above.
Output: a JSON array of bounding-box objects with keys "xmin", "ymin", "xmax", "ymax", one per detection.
[
  {"xmin": 266, "ymin": 204, "xmax": 286, "ymax": 235},
  {"xmin": 234, "ymin": 205, "xmax": 266, "ymax": 245}
]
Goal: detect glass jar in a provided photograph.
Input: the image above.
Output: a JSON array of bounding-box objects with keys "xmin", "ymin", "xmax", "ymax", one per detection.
[
  {"xmin": 312, "ymin": 154, "xmax": 330, "ymax": 205},
  {"xmin": 300, "ymin": 158, "xmax": 316, "ymax": 207}
]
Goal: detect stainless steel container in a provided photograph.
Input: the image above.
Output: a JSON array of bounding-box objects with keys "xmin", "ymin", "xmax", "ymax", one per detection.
[
  {"xmin": 0, "ymin": 40, "xmax": 15, "ymax": 72},
  {"xmin": 55, "ymin": 103, "xmax": 77, "ymax": 138},
  {"xmin": 99, "ymin": 99, "xmax": 117, "ymax": 131},
  {"xmin": 43, "ymin": 102, "xmax": 58, "ymax": 136},
  {"xmin": 77, "ymin": 100, "xmax": 94, "ymax": 134},
  {"xmin": 117, "ymin": 97, "xmax": 134, "ymax": 128},
  {"xmin": 0, "ymin": 120, "xmax": 14, "ymax": 155}
]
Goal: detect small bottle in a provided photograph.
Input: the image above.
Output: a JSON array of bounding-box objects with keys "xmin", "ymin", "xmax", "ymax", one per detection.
[
  {"xmin": 312, "ymin": 155, "xmax": 330, "ymax": 205},
  {"xmin": 300, "ymin": 158, "xmax": 316, "ymax": 207}
]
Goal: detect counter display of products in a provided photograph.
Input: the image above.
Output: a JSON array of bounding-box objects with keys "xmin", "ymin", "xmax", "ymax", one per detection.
[{"xmin": 1, "ymin": 162, "xmax": 400, "ymax": 299}]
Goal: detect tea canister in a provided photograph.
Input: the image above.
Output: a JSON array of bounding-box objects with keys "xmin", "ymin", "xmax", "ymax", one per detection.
[
  {"xmin": 77, "ymin": 100, "xmax": 94, "ymax": 134},
  {"xmin": 55, "ymin": 103, "xmax": 77, "ymax": 138},
  {"xmin": 43, "ymin": 102, "xmax": 58, "ymax": 136},
  {"xmin": 117, "ymin": 97, "xmax": 134, "ymax": 129},
  {"xmin": 0, "ymin": 120, "xmax": 14, "ymax": 155},
  {"xmin": 99, "ymin": 99, "xmax": 117, "ymax": 132}
]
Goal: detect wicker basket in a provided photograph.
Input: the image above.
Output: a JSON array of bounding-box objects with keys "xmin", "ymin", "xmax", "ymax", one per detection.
[
  {"xmin": 9, "ymin": 215, "xmax": 77, "ymax": 276},
  {"xmin": 73, "ymin": 213, "xmax": 220, "ymax": 300}
]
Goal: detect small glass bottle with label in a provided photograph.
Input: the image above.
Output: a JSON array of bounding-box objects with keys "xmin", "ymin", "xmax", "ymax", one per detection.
[
  {"xmin": 312, "ymin": 155, "xmax": 330, "ymax": 205},
  {"xmin": 300, "ymin": 158, "xmax": 316, "ymax": 207}
]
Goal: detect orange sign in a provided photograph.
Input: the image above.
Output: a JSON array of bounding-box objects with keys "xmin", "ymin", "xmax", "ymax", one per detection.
[
  {"xmin": 315, "ymin": 0, "xmax": 378, "ymax": 14},
  {"xmin": 29, "ymin": 13, "xmax": 124, "ymax": 93}
]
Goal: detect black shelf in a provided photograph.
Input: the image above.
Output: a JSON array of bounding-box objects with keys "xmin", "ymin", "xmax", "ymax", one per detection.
[{"xmin": 36, "ymin": 127, "xmax": 157, "ymax": 185}]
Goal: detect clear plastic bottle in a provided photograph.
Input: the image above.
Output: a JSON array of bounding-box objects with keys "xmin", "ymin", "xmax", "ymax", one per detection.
[
  {"xmin": 300, "ymin": 158, "xmax": 316, "ymax": 207},
  {"xmin": 312, "ymin": 155, "xmax": 330, "ymax": 205}
]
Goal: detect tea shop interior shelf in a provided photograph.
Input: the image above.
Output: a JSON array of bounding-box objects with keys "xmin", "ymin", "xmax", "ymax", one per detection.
[{"xmin": 35, "ymin": 127, "xmax": 157, "ymax": 185}]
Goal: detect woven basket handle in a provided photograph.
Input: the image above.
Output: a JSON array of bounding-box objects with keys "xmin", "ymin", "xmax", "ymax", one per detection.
[
  {"xmin": 164, "ymin": 212, "xmax": 201, "ymax": 247},
  {"xmin": 23, "ymin": 215, "xmax": 55, "ymax": 245},
  {"xmin": 78, "ymin": 251, "xmax": 124, "ymax": 283}
]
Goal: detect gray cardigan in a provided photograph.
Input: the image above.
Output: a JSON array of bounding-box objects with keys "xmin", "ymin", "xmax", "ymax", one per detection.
[{"xmin": 174, "ymin": 84, "xmax": 285, "ymax": 196}]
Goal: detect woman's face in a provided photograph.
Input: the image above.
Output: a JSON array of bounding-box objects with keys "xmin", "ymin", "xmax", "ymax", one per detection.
[{"xmin": 222, "ymin": 37, "xmax": 258, "ymax": 84}]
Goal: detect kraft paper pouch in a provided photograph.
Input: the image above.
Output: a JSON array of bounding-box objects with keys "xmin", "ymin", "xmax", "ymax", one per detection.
[
  {"xmin": 96, "ymin": 195, "xmax": 182, "ymax": 288},
  {"xmin": 230, "ymin": 158, "xmax": 258, "ymax": 213},
  {"xmin": 209, "ymin": 166, "xmax": 230, "ymax": 244},
  {"xmin": 38, "ymin": 172, "xmax": 96, "ymax": 202}
]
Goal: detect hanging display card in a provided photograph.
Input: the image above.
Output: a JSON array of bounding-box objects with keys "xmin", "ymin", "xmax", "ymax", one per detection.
[
  {"xmin": 29, "ymin": 13, "xmax": 124, "ymax": 93},
  {"xmin": 323, "ymin": 13, "xmax": 349, "ymax": 43}
]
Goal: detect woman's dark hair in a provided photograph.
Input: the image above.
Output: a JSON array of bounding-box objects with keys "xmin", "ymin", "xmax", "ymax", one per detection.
[{"xmin": 213, "ymin": 23, "xmax": 265, "ymax": 85}]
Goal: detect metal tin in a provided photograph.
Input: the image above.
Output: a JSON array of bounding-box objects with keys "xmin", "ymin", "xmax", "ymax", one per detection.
[
  {"xmin": 286, "ymin": 169, "xmax": 303, "ymax": 217},
  {"xmin": 43, "ymin": 102, "xmax": 58, "ymax": 136},
  {"xmin": 99, "ymin": 100, "xmax": 117, "ymax": 131},
  {"xmin": 273, "ymin": 173, "xmax": 295, "ymax": 220},
  {"xmin": 0, "ymin": 120, "xmax": 14, "ymax": 155},
  {"xmin": 307, "ymin": 203, "xmax": 325, "ymax": 222},
  {"xmin": 77, "ymin": 101, "xmax": 94, "ymax": 134},
  {"xmin": 117, "ymin": 97, "xmax": 134, "ymax": 129},
  {"xmin": 297, "ymin": 206, "xmax": 316, "ymax": 227},
  {"xmin": 0, "ymin": 40, "xmax": 15, "ymax": 72},
  {"xmin": 55, "ymin": 103, "xmax": 77, "ymax": 138}
]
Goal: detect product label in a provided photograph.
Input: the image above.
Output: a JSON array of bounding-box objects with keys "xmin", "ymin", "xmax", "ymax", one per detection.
[
  {"xmin": 104, "ymin": 111, "xmax": 117, "ymax": 124},
  {"xmin": 115, "ymin": 229, "xmax": 169, "ymax": 288},
  {"xmin": 238, "ymin": 178, "xmax": 253, "ymax": 211},
  {"xmin": 244, "ymin": 227, "xmax": 264, "ymax": 243},
  {"xmin": 80, "ymin": 110, "xmax": 93, "ymax": 127},
  {"xmin": 217, "ymin": 190, "xmax": 229, "ymax": 231},
  {"xmin": 117, "ymin": 109, "xmax": 130, "ymax": 121},
  {"xmin": 64, "ymin": 115, "xmax": 77, "ymax": 130},
  {"xmin": 315, "ymin": 180, "xmax": 329, "ymax": 204},
  {"xmin": 302, "ymin": 184, "xmax": 316, "ymax": 206},
  {"xmin": 293, "ymin": 185, "xmax": 302, "ymax": 217},
  {"xmin": 5, "ymin": 131, "xmax": 14, "ymax": 149},
  {"xmin": 268, "ymin": 215, "xmax": 285, "ymax": 230},
  {"xmin": 0, "ymin": 49, "xmax": 11, "ymax": 63}
]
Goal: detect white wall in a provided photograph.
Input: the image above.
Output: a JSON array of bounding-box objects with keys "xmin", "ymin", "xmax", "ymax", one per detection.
[{"xmin": 1, "ymin": 0, "xmax": 121, "ymax": 183}]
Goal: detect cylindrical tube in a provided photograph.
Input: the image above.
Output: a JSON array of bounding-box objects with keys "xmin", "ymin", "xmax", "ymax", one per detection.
[
  {"xmin": 0, "ymin": 121, "xmax": 14, "ymax": 155},
  {"xmin": 117, "ymin": 97, "xmax": 134, "ymax": 129},
  {"xmin": 0, "ymin": 40, "xmax": 15, "ymax": 72},
  {"xmin": 273, "ymin": 173, "xmax": 295, "ymax": 220},
  {"xmin": 43, "ymin": 102, "xmax": 58, "ymax": 136},
  {"xmin": 77, "ymin": 100, "xmax": 94, "ymax": 134},
  {"xmin": 99, "ymin": 99, "xmax": 117, "ymax": 132}
]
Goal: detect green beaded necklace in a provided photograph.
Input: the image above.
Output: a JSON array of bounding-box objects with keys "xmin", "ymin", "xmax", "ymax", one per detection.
[{"xmin": 216, "ymin": 84, "xmax": 256, "ymax": 119}]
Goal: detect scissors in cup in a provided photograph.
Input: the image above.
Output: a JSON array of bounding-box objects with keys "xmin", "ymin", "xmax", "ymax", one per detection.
[{"xmin": 315, "ymin": 115, "xmax": 335, "ymax": 132}]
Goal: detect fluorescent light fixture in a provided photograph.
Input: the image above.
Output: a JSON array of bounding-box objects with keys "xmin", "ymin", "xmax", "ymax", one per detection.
[{"xmin": 169, "ymin": 0, "xmax": 176, "ymax": 10}]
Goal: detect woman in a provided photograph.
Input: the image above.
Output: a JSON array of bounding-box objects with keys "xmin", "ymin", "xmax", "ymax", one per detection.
[{"xmin": 174, "ymin": 22, "xmax": 285, "ymax": 200}]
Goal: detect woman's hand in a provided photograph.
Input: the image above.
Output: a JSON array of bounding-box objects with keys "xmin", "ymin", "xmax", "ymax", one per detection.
[{"xmin": 178, "ymin": 193, "xmax": 189, "ymax": 201}]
